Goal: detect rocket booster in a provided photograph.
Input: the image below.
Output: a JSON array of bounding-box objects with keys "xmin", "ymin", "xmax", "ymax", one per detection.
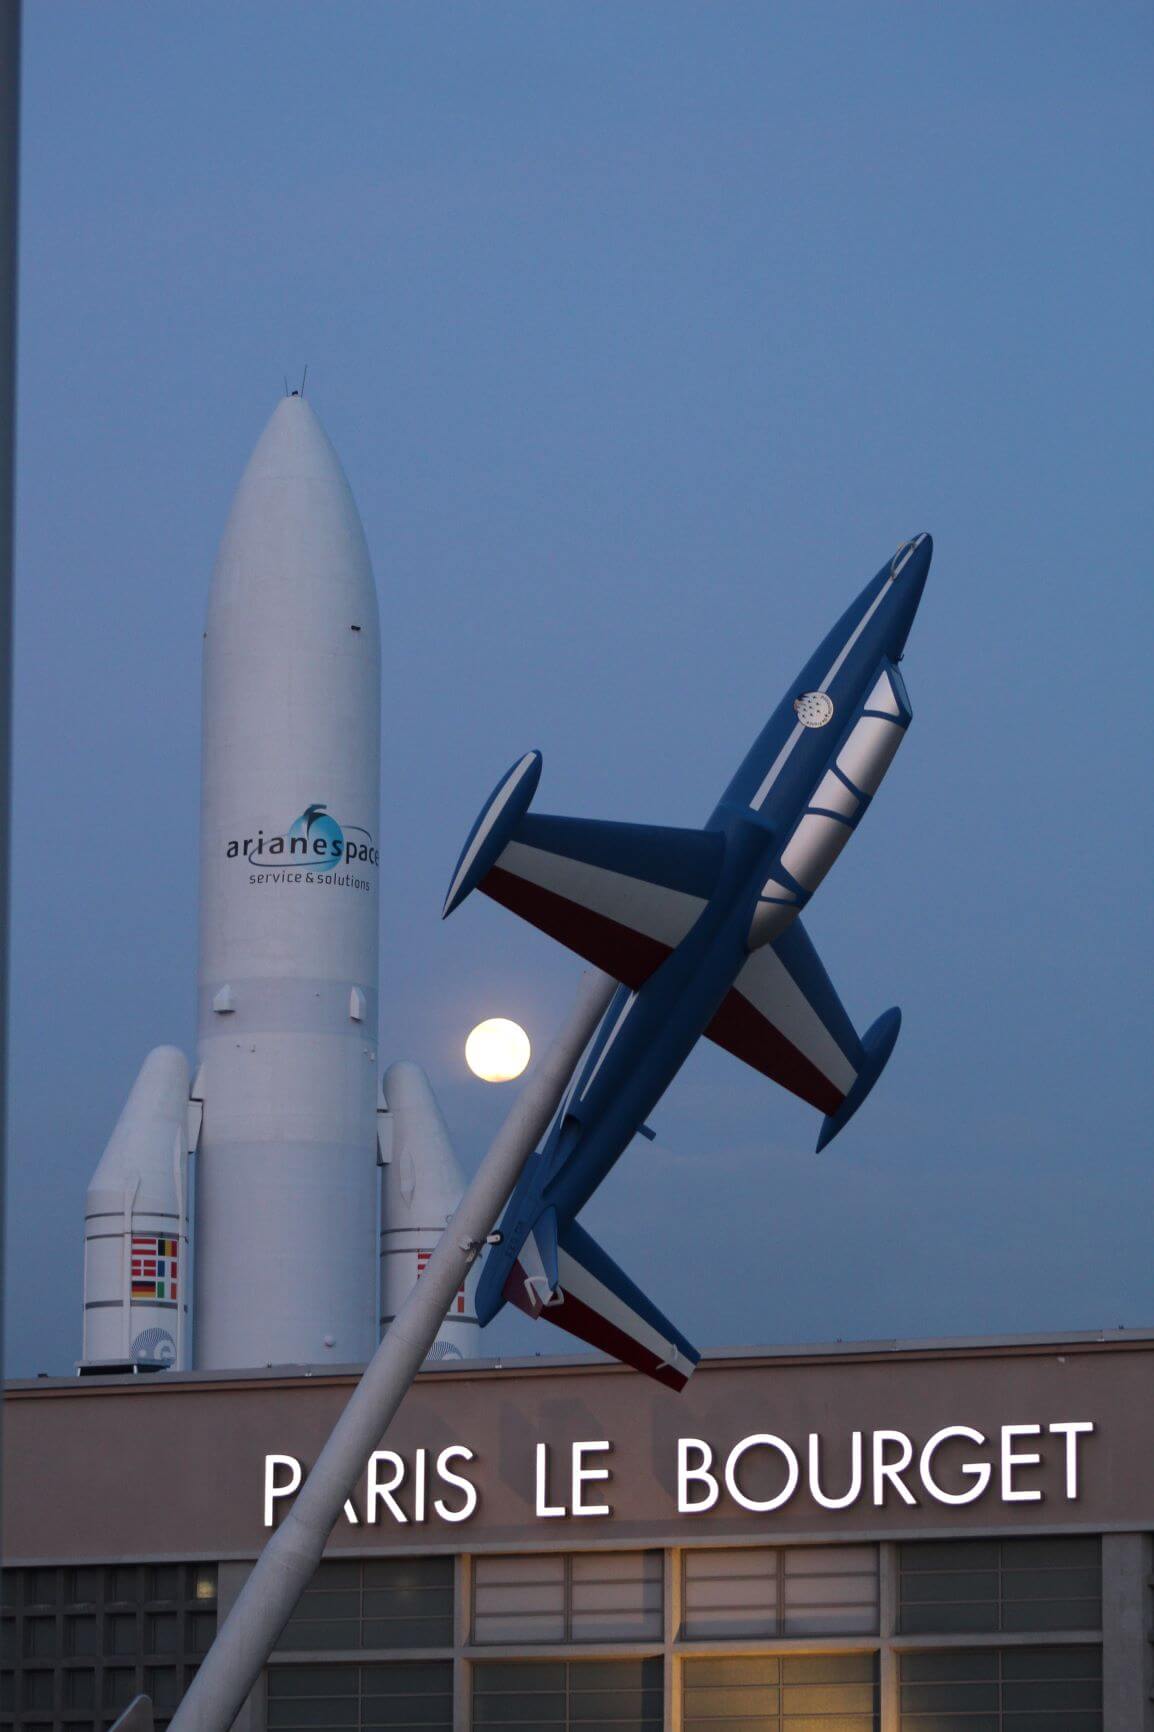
[
  {"xmin": 81, "ymin": 1046, "xmax": 190, "ymax": 1371},
  {"xmin": 194, "ymin": 395, "xmax": 381, "ymax": 1368},
  {"xmin": 378, "ymin": 1062, "xmax": 480, "ymax": 1362}
]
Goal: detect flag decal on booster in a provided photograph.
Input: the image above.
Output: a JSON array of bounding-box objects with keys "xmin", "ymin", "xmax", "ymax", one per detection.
[
  {"xmin": 131, "ymin": 1235, "xmax": 179, "ymax": 1302},
  {"xmin": 416, "ymin": 1249, "xmax": 467, "ymax": 1316}
]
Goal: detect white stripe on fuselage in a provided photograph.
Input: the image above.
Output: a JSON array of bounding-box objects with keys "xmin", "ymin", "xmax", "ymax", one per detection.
[
  {"xmin": 580, "ymin": 990, "xmax": 638, "ymax": 1101},
  {"xmin": 749, "ymin": 719, "xmax": 805, "ymax": 813},
  {"xmin": 751, "ymin": 557, "xmax": 913, "ymax": 811}
]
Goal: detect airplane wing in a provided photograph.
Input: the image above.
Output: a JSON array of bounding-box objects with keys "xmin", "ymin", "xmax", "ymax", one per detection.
[
  {"xmin": 447, "ymin": 754, "xmax": 900, "ymax": 1150},
  {"xmin": 444, "ymin": 752, "xmax": 724, "ymax": 988},
  {"xmin": 705, "ymin": 918, "xmax": 900, "ymax": 1148},
  {"xmin": 503, "ymin": 1211, "xmax": 701, "ymax": 1392}
]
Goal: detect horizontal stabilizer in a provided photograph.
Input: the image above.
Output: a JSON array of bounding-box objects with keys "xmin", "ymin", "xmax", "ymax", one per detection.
[
  {"xmin": 445, "ymin": 752, "xmax": 724, "ymax": 990},
  {"xmin": 504, "ymin": 1217, "xmax": 700, "ymax": 1392}
]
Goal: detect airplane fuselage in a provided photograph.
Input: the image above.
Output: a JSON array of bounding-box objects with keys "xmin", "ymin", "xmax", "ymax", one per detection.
[{"xmin": 517, "ymin": 818, "xmax": 769, "ymax": 1228}]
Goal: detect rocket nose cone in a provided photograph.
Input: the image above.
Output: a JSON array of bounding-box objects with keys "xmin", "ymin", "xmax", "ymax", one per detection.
[
  {"xmin": 130, "ymin": 1046, "xmax": 192, "ymax": 1119},
  {"xmin": 383, "ymin": 1063, "xmax": 469, "ymax": 1215},
  {"xmin": 208, "ymin": 391, "xmax": 379, "ymax": 634},
  {"xmin": 87, "ymin": 1046, "xmax": 190, "ymax": 1203},
  {"xmin": 240, "ymin": 391, "xmax": 351, "ymax": 490}
]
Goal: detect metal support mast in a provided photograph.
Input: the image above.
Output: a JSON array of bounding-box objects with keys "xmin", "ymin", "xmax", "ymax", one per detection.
[{"xmin": 149, "ymin": 969, "xmax": 614, "ymax": 1732}]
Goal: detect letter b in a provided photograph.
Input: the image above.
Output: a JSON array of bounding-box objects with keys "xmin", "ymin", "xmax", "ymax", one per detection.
[{"xmin": 679, "ymin": 1438, "xmax": 719, "ymax": 1513}]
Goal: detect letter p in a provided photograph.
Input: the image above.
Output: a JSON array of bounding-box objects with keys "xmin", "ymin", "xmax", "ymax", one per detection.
[{"xmin": 264, "ymin": 1454, "xmax": 302, "ymax": 1526}]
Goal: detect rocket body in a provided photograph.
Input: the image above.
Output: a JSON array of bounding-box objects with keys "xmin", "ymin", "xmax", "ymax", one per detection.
[{"xmin": 194, "ymin": 396, "xmax": 381, "ymax": 1369}]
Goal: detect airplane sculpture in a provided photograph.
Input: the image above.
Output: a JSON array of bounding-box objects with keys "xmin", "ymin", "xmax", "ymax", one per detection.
[{"xmin": 444, "ymin": 534, "xmax": 933, "ymax": 1389}]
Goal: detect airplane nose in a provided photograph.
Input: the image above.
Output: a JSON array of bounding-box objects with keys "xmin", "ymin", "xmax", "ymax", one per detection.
[{"xmin": 883, "ymin": 532, "xmax": 931, "ymax": 655}]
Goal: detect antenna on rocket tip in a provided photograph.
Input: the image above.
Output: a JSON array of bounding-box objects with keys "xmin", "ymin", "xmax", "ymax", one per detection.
[{"xmin": 300, "ymin": 364, "xmax": 308, "ymax": 398}]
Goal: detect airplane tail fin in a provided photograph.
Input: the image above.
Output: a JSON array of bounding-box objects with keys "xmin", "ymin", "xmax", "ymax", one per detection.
[{"xmin": 504, "ymin": 1215, "xmax": 700, "ymax": 1392}]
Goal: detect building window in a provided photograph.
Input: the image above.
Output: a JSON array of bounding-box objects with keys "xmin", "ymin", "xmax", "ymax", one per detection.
[
  {"xmin": 683, "ymin": 1653, "xmax": 878, "ymax": 1730},
  {"xmin": 0, "ymin": 1563, "xmax": 216, "ymax": 1731},
  {"xmin": 275, "ymin": 1556, "xmax": 453, "ymax": 1652},
  {"xmin": 472, "ymin": 1553, "xmax": 663, "ymax": 1645},
  {"xmin": 682, "ymin": 1545, "xmax": 878, "ymax": 1639},
  {"xmin": 472, "ymin": 1658, "xmax": 662, "ymax": 1730},
  {"xmin": 898, "ymin": 1538, "xmax": 1101, "ymax": 1634},
  {"xmin": 267, "ymin": 1660, "xmax": 452, "ymax": 1731},
  {"xmin": 899, "ymin": 1646, "xmax": 1102, "ymax": 1727}
]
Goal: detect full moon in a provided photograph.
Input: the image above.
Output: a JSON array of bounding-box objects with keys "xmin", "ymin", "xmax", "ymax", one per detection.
[{"xmin": 465, "ymin": 1018, "xmax": 531, "ymax": 1082}]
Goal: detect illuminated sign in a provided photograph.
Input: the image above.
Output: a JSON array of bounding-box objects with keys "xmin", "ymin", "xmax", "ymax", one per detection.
[{"xmin": 264, "ymin": 1420, "xmax": 1095, "ymax": 1527}]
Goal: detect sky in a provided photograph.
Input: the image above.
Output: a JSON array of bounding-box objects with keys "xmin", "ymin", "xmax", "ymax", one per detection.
[{"xmin": 5, "ymin": 2, "xmax": 1152, "ymax": 1376}]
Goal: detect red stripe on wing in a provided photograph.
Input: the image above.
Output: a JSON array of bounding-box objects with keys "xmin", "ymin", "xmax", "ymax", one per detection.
[
  {"xmin": 706, "ymin": 986, "xmax": 845, "ymax": 1115},
  {"xmin": 483, "ymin": 865, "xmax": 671, "ymax": 989},
  {"xmin": 503, "ymin": 1261, "xmax": 691, "ymax": 1392}
]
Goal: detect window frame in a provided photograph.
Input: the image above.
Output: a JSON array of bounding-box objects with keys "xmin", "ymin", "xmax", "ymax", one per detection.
[
  {"xmin": 470, "ymin": 1550, "xmax": 665, "ymax": 1647},
  {"xmin": 680, "ymin": 1542, "xmax": 881, "ymax": 1642}
]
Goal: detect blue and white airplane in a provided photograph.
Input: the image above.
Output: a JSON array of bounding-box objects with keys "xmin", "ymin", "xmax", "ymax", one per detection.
[{"xmin": 444, "ymin": 535, "xmax": 932, "ymax": 1390}]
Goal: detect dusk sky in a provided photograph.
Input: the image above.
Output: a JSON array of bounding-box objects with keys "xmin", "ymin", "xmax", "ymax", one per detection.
[{"xmin": 6, "ymin": 2, "xmax": 1151, "ymax": 1375}]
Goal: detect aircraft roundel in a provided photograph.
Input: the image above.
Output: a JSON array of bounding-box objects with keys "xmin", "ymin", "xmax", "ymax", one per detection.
[{"xmin": 794, "ymin": 691, "xmax": 835, "ymax": 728}]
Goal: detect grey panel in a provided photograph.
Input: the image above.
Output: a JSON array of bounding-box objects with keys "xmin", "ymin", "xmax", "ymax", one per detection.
[
  {"xmin": 473, "ymin": 1659, "xmax": 662, "ymax": 1730},
  {"xmin": 898, "ymin": 1645, "xmax": 1102, "ymax": 1730},
  {"xmin": 898, "ymin": 1538, "xmax": 1102, "ymax": 1635},
  {"xmin": 268, "ymin": 1660, "xmax": 452, "ymax": 1732},
  {"xmin": 275, "ymin": 1559, "xmax": 454, "ymax": 1653}
]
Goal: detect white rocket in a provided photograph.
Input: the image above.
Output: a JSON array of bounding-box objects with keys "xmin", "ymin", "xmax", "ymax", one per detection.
[
  {"xmin": 82, "ymin": 393, "xmax": 478, "ymax": 1372},
  {"xmin": 378, "ymin": 1062, "xmax": 480, "ymax": 1361},
  {"xmin": 194, "ymin": 393, "xmax": 381, "ymax": 1369}
]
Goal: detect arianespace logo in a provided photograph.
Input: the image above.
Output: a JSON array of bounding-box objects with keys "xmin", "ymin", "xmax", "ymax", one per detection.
[{"xmin": 226, "ymin": 804, "xmax": 379, "ymax": 892}]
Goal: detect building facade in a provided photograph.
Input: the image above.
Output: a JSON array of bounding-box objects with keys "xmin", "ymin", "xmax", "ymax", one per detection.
[{"xmin": 3, "ymin": 1331, "xmax": 1152, "ymax": 1730}]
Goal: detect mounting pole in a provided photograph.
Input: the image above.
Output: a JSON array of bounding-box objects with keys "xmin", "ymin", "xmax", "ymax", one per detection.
[{"xmin": 159, "ymin": 968, "xmax": 614, "ymax": 1732}]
